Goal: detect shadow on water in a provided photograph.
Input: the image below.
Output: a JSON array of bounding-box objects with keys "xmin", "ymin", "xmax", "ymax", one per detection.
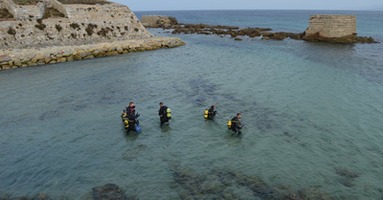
[
  {"xmin": 160, "ymin": 123, "xmax": 172, "ymax": 133},
  {"xmin": 186, "ymin": 76, "xmax": 218, "ymax": 106},
  {"xmin": 122, "ymin": 129, "xmax": 139, "ymax": 142},
  {"xmin": 224, "ymin": 131, "xmax": 243, "ymax": 146}
]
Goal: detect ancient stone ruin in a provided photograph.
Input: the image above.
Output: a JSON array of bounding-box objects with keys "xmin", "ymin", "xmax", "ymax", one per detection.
[{"xmin": 302, "ymin": 14, "xmax": 371, "ymax": 43}]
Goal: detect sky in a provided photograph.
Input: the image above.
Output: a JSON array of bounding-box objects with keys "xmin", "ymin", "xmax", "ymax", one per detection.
[{"xmin": 114, "ymin": 0, "xmax": 383, "ymax": 11}]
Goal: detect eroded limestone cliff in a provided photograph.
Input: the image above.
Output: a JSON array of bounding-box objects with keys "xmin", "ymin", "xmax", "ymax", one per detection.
[{"xmin": 0, "ymin": 0, "xmax": 151, "ymax": 49}]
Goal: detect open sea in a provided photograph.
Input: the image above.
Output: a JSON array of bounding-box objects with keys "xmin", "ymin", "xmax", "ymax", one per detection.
[{"xmin": 1, "ymin": 10, "xmax": 383, "ymax": 199}]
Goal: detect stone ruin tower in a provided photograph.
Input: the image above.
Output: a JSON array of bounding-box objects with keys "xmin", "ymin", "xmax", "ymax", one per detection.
[{"xmin": 303, "ymin": 15, "xmax": 358, "ymax": 43}]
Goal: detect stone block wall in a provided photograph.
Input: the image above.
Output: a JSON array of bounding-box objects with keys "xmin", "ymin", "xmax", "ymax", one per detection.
[{"xmin": 304, "ymin": 15, "xmax": 356, "ymax": 38}]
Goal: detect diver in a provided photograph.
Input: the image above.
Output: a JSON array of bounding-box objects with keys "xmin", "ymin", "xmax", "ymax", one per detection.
[
  {"xmin": 204, "ymin": 105, "xmax": 217, "ymax": 120},
  {"xmin": 158, "ymin": 102, "xmax": 171, "ymax": 126},
  {"xmin": 121, "ymin": 102, "xmax": 140, "ymax": 132},
  {"xmin": 228, "ymin": 113, "xmax": 243, "ymax": 134}
]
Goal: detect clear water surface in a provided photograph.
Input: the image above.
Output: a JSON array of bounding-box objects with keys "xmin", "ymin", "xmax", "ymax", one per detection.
[{"xmin": 1, "ymin": 10, "xmax": 383, "ymax": 199}]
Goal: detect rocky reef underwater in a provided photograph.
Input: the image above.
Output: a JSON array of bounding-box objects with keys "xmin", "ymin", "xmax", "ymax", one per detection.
[{"xmin": 0, "ymin": 164, "xmax": 362, "ymax": 199}]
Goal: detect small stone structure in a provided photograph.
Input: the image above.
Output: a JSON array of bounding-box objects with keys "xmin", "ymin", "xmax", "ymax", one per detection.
[{"xmin": 303, "ymin": 15, "xmax": 359, "ymax": 43}]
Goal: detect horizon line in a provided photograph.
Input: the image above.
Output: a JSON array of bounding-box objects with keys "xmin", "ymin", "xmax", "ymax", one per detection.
[{"xmin": 131, "ymin": 8, "xmax": 383, "ymax": 12}]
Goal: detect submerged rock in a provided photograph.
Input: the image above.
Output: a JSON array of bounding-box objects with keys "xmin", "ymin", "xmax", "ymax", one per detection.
[
  {"xmin": 92, "ymin": 183, "xmax": 128, "ymax": 200},
  {"xmin": 334, "ymin": 167, "xmax": 360, "ymax": 188},
  {"xmin": 169, "ymin": 165, "xmax": 336, "ymax": 200},
  {"xmin": 297, "ymin": 187, "xmax": 334, "ymax": 200},
  {"xmin": 334, "ymin": 167, "xmax": 360, "ymax": 179},
  {"xmin": 0, "ymin": 193, "xmax": 51, "ymax": 200},
  {"xmin": 301, "ymin": 33, "xmax": 377, "ymax": 44}
]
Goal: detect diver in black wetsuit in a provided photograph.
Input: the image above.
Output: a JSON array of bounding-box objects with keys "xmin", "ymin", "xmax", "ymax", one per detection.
[
  {"xmin": 207, "ymin": 105, "xmax": 217, "ymax": 120},
  {"xmin": 158, "ymin": 102, "xmax": 170, "ymax": 126},
  {"xmin": 231, "ymin": 113, "xmax": 243, "ymax": 134},
  {"xmin": 122, "ymin": 102, "xmax": 140, "ymax": 132}
]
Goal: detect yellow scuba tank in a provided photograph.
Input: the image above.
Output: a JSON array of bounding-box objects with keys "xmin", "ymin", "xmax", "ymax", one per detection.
[
  {"xmin": 227, "ymin": 120, "xmax": 232, "ymax": 129},
  {"xmin": 166, "ymin": 108, "xmax": 172, "ymax": 119},
  {"xmin": 124, "ymin": 120, "xmax": 129, "ymax": 129},
  {"xmin": 204, "ymin": 109, "xmax": 209, "ymax": 119},
  {"xmin": 121, "ymin": 112, "xmax": 126, "ymax": 119}
]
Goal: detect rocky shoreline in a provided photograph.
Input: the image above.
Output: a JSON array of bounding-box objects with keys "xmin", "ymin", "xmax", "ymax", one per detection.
[
  {"xmin": 0, "ymin": 37, "xmax": 185, "ymax": 70},
  {"xmin": 141, "ymin": 15, "xmax": 377, "ymax": 44},
  {"xmin": 171, "ymin": 23, "xmax": 306, "ymax": 41}
]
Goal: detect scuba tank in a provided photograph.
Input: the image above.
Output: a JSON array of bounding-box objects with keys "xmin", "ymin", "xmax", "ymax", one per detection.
[
  {"xmin": 166, "ymin": 107, "xmax": 172, "ymax": 119},
  {"xmin": 227, "ymin": 120, "xmax": 232, "ymax": 129},
  {"xmin": 204, "ymin": 109, "xmax": 209, "ymax": 119},
  {"xmin": 121, "ymin": 111, "xmax": 127, "ymax": 121},
  {"xmin": 124, "ymin": 120, "xmax": 129, "ymax": 129}
]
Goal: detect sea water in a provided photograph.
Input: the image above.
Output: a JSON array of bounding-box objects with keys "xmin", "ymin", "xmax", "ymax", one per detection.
[{"xmin": 0, "ymin": 10, "xmax": 382, "ymax": 199}]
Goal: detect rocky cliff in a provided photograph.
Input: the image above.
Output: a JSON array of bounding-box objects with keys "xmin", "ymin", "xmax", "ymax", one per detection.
[
  {"xmin": 0, "ymin": 0, "xmax": 185, "ymax": 70},
  {"xmin": 0, "ymin": 0, "xmax": 152, "ymax": 49}
]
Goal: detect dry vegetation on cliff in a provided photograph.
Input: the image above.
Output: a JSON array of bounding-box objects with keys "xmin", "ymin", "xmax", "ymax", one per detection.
[{"xmin": 0, "ymin": 8, "xmax": 13, "ymax": 19}]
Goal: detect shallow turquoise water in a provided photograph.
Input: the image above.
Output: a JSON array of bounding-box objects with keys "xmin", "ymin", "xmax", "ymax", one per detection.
[{"xmin": 1, "ymin": 10, "xmax": 383, "ymax": 199}]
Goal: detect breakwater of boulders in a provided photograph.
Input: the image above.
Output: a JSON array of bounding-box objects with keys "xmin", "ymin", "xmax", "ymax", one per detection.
[
  {"xmin": 0, "ymin": 37, "xmax": 185, "ymax": 71},
  {"xmin": 141, "ymin": 15, "xmax": 377, "ymax": 43}
]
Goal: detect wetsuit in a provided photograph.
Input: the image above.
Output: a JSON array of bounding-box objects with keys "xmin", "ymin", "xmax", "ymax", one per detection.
[
  {"xmin": 207, "ymin": 107, "xmax": 217, "ymax": 120},
  {"xmin": 231, "ymin": 116, "xmax": 242, "ymax": 134},
  {"xmin": 125, "ymin": 106, "xmax": 137, "ymax": 131},
  {"xmin": 158, "ymin": 105, "xmax": 169, "ymax": 125}
]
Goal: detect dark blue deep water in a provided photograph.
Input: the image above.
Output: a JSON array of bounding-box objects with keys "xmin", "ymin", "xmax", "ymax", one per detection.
[{"xmin": 1, "ymin": 10, "xmax": 383, "ymax": 199}]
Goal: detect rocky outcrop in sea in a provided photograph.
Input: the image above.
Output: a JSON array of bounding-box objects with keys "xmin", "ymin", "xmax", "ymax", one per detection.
[{"xmin": 141, "ymin": 15, "xmax": 377, "ymax": 44}]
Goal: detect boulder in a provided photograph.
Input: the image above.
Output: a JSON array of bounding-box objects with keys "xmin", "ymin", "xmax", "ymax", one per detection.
[
  {"xmin": 302, "ymin": 33, "xmax": 360, "ymax": 43},
  {"xmin": 0, "ymin": 54, "xmax": 11, "ymax": 64},
  {"xmin": 141, "ymin": 16, "xmax": 178, "ymax": 28}
]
